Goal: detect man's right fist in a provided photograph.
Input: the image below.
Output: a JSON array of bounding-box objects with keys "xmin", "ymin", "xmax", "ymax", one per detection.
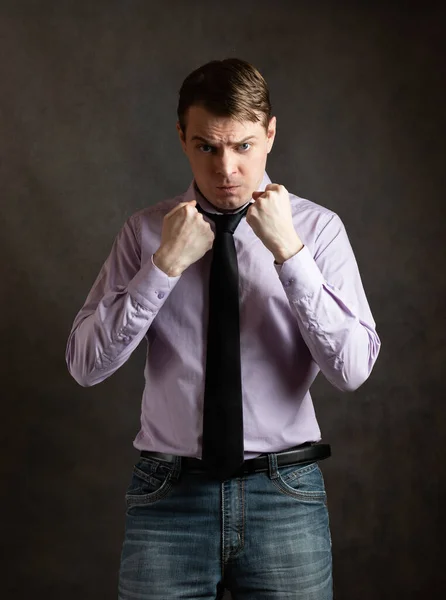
[{"xmin": 153, "ymin": 200, "xmax": 215, "ymax": 277}]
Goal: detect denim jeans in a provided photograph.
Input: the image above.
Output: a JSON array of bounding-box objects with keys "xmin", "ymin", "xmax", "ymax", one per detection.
[{"xmin": 118, "ymin": 453, "xmax": 332, "ymax": 599}]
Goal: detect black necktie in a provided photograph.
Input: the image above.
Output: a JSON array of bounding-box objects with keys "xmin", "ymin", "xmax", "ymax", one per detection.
[{"xmin": 197, "ymin": 202, "xmax": 250, "ymax": 481}]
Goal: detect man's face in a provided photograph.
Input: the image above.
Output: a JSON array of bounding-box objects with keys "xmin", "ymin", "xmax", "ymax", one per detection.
[{"xmin": 177, "ymin": 105, "xmax": 276, "ymax": 211}]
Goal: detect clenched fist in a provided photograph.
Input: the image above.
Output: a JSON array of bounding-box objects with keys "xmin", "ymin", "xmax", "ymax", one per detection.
[
  {"xmin": 247, "ymin": 183, "xmax": 304, "ymax": 264},
  {"xmin": 153, "ymin": 200, "xmax": 215, "ymax": 277}
]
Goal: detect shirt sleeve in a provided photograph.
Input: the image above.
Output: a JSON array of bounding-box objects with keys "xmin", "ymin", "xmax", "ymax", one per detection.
[
  {"xmin": 65, "ymin": 215, "xmax": 180, "ymax": 387},
  {"xmin": 275, "ymin": 212, "xmax": 381, "ymax": 392}
]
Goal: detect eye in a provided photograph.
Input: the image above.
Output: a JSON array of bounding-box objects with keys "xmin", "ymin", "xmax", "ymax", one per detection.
[
  {"xmin": 239, "ymin": 142, "xmax": 251, "ymax": 152},
  {"xmin": 198, "ymin": 144, "xmax": 214, "ymax": 153}
]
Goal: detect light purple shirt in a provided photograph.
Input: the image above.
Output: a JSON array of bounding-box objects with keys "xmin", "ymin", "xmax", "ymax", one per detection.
[{"xmin": 66, "ymin": 172, "xmax": 380, "ymax": 459}]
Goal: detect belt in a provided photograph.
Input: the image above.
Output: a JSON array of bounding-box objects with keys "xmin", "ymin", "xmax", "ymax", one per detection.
[{"xmin": 140, "ymin": 442, "xmax": 331, "ymax": 477}]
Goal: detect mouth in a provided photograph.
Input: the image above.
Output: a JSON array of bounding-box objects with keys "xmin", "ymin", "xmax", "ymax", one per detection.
[{"xmin": 216, "ymin": 185, "xmax": 240, "ymax": 194}]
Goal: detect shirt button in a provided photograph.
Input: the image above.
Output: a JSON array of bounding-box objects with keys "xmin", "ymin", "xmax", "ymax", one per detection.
[{"xmin": 157, "ymin": 292, "xmax": 165, "ymax": 299}]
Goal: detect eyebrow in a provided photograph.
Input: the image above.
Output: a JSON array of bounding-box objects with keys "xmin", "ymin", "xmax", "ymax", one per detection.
[{"xmin": 190, "ymin": 135, "xmax": 257, "ymax": 145}]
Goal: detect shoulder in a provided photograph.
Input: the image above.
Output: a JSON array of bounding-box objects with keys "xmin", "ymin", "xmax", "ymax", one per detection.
[
  {"xmin": 289, "ymin": 191, "xmax": 338, "ymax": 222},
  {"xmin": 288, "ymin": 191, "xmax": 345, "ymax": 241},
  {"xmin": 121, "ymin": 194, "xmax": 186, "ymax": 241},
  {"xmin": 129, "ymin": 195, "xmax": 184, "ymax": 223}
]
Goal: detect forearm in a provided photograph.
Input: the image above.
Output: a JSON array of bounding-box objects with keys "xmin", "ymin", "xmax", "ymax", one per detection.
[
  {"xmin": 278, "ymin": 245, "xmax": 381, "ymax": 391},
  {"xmin": 66, "ymin": 254, "xmax": 180, "ymax": 387},
  {"xmin": 66, "ymin": 291, "xmax": 153, "ymax": 386},
  {"xmin": 289, "ymin": 278, "xmax": 380, "ymax": 391}
]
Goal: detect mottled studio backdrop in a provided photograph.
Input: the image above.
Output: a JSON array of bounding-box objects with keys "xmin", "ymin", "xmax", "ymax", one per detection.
[{"xmin": 1, "ymin": 1, "xmax": 445, "ymax": 598}]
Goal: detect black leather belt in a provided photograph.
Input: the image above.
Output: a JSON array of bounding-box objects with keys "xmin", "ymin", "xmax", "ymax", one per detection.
[{"xmin": 140, "ymin": 442, "xmax": 331, "ymax": 477}]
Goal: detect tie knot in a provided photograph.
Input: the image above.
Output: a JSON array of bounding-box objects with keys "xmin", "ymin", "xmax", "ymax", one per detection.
[{"xmin": 200, "ymin": 204, "xmax": 250, "ymax": 235}]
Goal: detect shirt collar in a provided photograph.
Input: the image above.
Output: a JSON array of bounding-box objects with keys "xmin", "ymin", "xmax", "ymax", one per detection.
[{"xmin": 183, "ymin": 172, "xmax": 272, "ymax": 215}]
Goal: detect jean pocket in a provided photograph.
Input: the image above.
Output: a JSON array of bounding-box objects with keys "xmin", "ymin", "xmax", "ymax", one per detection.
[
  {"xmin": 125, "ymin": 457, "xmax": 175, "ymax": 509},
  {"xmin": 273, "ymin": 462, "xmax": 327, "ymax": 502}
]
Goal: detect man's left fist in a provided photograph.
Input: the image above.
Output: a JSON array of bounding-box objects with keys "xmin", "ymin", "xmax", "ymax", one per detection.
[{"xmin": 246, "ymin": 183, "xmax": 304, "ymax": 264}]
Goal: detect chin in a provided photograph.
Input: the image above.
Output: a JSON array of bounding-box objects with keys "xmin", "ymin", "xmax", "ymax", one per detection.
[
  {"xmin": 212, "ymin": 196, "xmax": 246, "ymax": 211},
  {"xmin": 212, "ymin": 189, "xmax": 250, "ymax": 209}
]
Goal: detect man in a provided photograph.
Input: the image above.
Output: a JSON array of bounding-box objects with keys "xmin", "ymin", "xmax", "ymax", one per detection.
[{"xmin": 66, "ymin": 58, "xmax": 380, "ymax": 599}]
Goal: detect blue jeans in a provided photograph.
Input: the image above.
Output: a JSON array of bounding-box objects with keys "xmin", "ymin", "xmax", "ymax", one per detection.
[{"xmin": 118, "ymin": 453, "xmax": 332, "ymax": 599}]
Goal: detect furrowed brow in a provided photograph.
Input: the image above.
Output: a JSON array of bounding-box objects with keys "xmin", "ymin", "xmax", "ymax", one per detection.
[
  {"xmin": 190, "ymin": 135, "xmax": 257, "ymax": 145},
  {"xmin": 190, "ymin": 136, "xmax": 214, "ymax": 144}
]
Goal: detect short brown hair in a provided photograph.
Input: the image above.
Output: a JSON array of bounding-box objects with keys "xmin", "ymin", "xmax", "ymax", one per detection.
[{"xmin": 177, "ymin": 58, "xmax": 272, "ymax": 133}]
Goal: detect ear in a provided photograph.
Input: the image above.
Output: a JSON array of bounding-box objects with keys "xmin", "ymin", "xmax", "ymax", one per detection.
[
  {"xmin": 177, "ymin": 121, "xmax": 187, "ymax": 153},
  {"xmin": 266, "ymin": 116, "xmax": 277, "ymax": 154}
]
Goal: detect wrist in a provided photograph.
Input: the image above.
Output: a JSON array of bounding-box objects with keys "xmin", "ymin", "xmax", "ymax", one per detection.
[
  {"xmin": 273, "ymin": 240, "xmax": 304, "ymax": 265},
  {"xmin": 153, "ymin": 248, "xmax": 184, "ymax": 277}
]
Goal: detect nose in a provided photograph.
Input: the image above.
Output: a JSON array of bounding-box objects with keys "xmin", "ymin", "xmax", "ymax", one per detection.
[{"xmin": 214, "ymin": 150, "xmax": 237, "ymax": 178}]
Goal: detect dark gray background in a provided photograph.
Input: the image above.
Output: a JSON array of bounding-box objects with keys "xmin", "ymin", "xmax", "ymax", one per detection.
[{"xmin": 1, "ymin": 1, "xmax": 445, "ymax": 598}]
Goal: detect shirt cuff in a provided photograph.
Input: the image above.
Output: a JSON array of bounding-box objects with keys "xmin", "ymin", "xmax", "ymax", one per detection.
[
  {"xmin": 274, "ymin": 245, "xmax": 324, "ymax": 301},
  {"xmin": 127, "ymin": 255, "xmax": 181, "ymax": 312}
]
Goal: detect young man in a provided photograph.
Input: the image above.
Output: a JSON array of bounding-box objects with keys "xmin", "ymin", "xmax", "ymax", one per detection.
[{"xmin": 66, "ymin": 58, "xmax": 380, "ymax": 599}]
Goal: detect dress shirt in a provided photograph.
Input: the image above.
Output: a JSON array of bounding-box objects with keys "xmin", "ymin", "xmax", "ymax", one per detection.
[{"xmin": 66, "ymin": 172, "xmax": 381, "ymax": 459}]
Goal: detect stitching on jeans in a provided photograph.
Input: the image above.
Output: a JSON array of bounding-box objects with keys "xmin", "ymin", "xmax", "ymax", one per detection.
[
  {"xmin": 280, "ymin": 462, "xmax": 319, "ymax": 483},
  {"xmin": 239, "ymin": 478, "xmax": 245, "ymax": 551},
  {"xmin": 272, "ymin": 478, "xmax": 327, "ymax": 501},
  {"xmin": 125, "ymin": 484, "xmax": 172, "ymax": 506},
  {"xmin": 220, "ymin": 483, "xmax": 226, "ymax": 577},
  {"xmin": 125, "ymin": 470, "xmax": 174, "ymax": 506},
  {"xmin": 225, "ymin": 479, "xmax": 246, "ymax": 561},
  {"xmin": 272, "ymin": 465, "xmax": 327, "ymax": 501}
]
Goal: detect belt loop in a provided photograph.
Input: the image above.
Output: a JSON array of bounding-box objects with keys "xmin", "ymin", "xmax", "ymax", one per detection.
[
  {"xmin": 267, "ymin": 452, "xmax": 279, "ymax": 480},
  {"xmin": 170, "ymin": 456, "xmax": 182, "ymax": 481}
]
